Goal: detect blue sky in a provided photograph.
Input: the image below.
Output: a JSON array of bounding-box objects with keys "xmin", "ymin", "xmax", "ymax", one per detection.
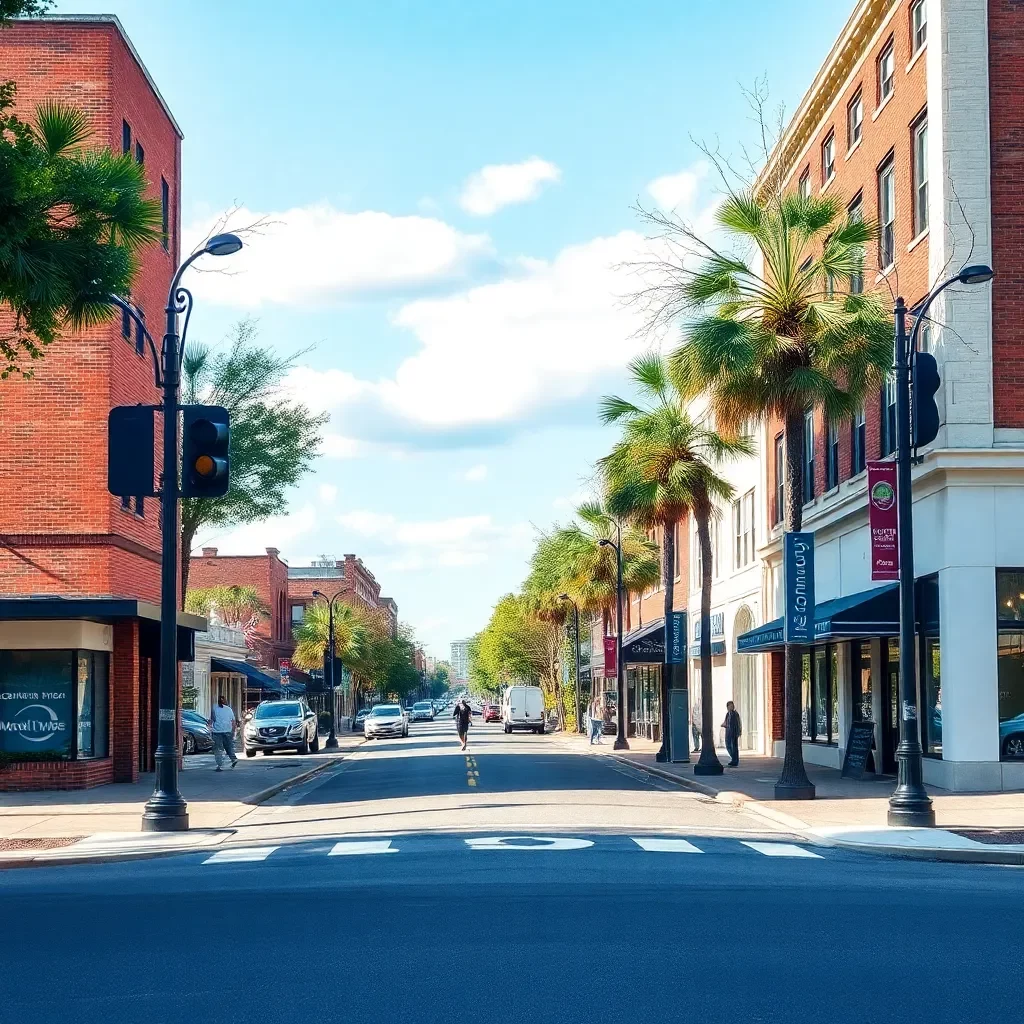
[{"xmin": 57, "ymin": 0, "xmax": 851, "ymax": 656}]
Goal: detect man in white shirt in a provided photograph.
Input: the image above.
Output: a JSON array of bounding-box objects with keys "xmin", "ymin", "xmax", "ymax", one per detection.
[{"xmin": 207, "ymin": 695, "xmax": 238, "ymax": 770}]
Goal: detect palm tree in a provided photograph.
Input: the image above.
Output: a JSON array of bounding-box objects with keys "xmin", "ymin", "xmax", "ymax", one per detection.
[
  {"xmin": 600, "ymin": 353, "xmax": 753, "ymax": 770},
  {"xmin": 184, "ymin": 585, "xmax": 270, "ymax": 627},
  {"xmin": 291, "ymin": 601, "xmax": 370, "ymax": 679},
  {"xmin": 670, "ymin": 189, "xmax": 891, "ymax": 795}
]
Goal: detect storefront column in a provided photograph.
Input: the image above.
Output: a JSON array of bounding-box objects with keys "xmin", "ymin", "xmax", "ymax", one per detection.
[
  {"xmin": 937, "ymin": 565, "xmax": 1000, "ymax": 788},
  {"xmin": 111, "ymin": 620, "xmax": 140, "ymax": 784}
]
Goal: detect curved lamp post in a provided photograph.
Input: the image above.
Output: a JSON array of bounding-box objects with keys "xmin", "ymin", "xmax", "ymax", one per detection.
[
  {"xmin": 112, "ymin": 233, "xmax": 243, "ymax": 832},
  {"xmin": 599, "ymin": 523, "xmax": 628, "ymax": 750},
  {"xmin": 311, "ymin": 589, "xmax": 346, "ymax": 750},
  {"xmin": 888, "ymin": 264, "xmax": 993, "ymax": 827},
  {"xmin": 557, "ymin": 594, "xmax": 584, "ymax": 734}
]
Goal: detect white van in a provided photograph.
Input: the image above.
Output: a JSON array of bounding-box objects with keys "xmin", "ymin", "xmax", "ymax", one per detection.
[{"xmin": 501, "ymin": 685, "xmax": 546, "ymax": 734}]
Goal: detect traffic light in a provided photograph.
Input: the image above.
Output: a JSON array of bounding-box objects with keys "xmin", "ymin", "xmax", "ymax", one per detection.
[
  {"xmin": 912, "ymin": 351, "xmax": 941, "ymax": 448},
  {"xmin": 181, "ymin": 405, "xmax": 230, "ymax": 497},
  {"xmin": 108, "ymin": 405, "xmax": 156, "ymax": 497}
]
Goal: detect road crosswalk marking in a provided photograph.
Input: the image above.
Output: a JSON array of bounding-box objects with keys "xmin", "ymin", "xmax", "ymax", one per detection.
[
  {"xmin": 329, "ymin": 840, "xmax": 396, "ymax": 856},
  {"xmin": 630, "ymin": 837, "xmax": 703, "ymax": 853},
  {"xmin": 203, "ymin": 846, "xmax": 279, "ymax": 864},
  {"xmin": 741, "ymin": 841, "xmax": 823, "ymax": 858}
]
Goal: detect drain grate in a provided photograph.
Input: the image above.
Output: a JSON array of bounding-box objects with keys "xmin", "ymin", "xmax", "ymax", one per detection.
[{"xmin": 0, "ymin": 836, "xmax": 80, "ymax": 852}]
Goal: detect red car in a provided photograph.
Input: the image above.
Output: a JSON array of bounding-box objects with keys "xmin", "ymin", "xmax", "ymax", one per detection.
[{"xmin": 482, "ymin": 703, "xmax": 501, "ymax": 722}]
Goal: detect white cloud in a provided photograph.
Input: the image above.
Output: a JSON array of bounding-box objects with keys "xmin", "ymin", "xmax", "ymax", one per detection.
[
  {"xmin": 183, "ymin": 204, "xmax": 492, "ymax": 308},
  {"xmin": 318, "ymin": 483, "xmax": 338, "ymax": 504},
  {"xmin": 336, "ymin": 510, "xmax": 532, "ymax": 572},
  {"xmin": 552, "ymin": 488, "xmax": 593, "ymax": 511},
  {"xmin": 195, "ymin": 503, "xmax": 318, "ymax": 555},
  {"xmin": 646, "ymin": 160, "xmax": 710, "ymax": 212},
  {"xmin": 463, "ymin": 464, "xmax": 488, "ymax": 482},
  {"xmin": 459, "ymin": 157, "xmax": 561, "ymax": 216}
]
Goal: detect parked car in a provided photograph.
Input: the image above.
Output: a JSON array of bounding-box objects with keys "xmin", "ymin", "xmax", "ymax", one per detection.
[
  {"xmin": 411, "ymin": 701, "xmax": 435, "ymax": 721},
  {"xmin": 243, "ymin": 699, "xmax": 320, "ymax": 756},
  {"xmin": 1000, "ymin": 713, "xmax": 1024, "ymax": 758},
  {"xmin": 364, "ymin": 704, "xmax": 409, "ymax": 739},
  {"xmin": 353, "ymin": 707, "xmax": 371, "ymax": 732},
  {"xmin": 501, "ymin": 685, "xmax": 545, "ymax": 734},
  {"xmin": 181, "ymin": 711, "xmax": 213, "ymax": 755},
  {"xmin": 482, "ymin": 703, "xmax": 501, "ymax": 723}
]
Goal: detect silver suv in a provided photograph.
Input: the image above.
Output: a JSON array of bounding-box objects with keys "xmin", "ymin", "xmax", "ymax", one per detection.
[{"xmin": 243, "ymin": 699, "xmax": 320, "ymax": 756}]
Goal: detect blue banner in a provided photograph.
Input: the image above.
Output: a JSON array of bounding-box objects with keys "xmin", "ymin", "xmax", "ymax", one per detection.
[
  {"xmin": 667, "ymin": 612, "xmax": 686, "ymax": 664},
  {"xmin": 783, "ymin": 532, "xmax": 815, "ymax": 644}
]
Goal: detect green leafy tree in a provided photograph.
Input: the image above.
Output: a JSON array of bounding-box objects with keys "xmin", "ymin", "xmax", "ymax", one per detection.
[
  {"xmin": 1, "ymin": 2, "xmax": 161, "ymax": 377},
  {"xmin": 184, "ymin": 585, "xmax": 270, "ymax": 626},
  {"xmin": 600, "ymin": 353, "xmax": 752, "ymax": 767},
  {"xmin": 180, "ymin": 321, "xmax": 328, "ymax": 598},
  {"xmin": 668, "ymin": 188, "xmax": 890, "ymax": 793},
  {"xmin": 291, "ymin": 601, "xmax": 369, "ymax": 682}
]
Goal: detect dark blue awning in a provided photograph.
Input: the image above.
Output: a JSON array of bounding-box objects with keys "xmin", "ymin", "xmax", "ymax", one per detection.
[
  {"xmin": 622, "ymin": 619, "xmax": 664, "ymax": 664},
  {"xmin": 210, "ymin": 657, "xmax": 283, "ymax": 692},
  {"xmin": 689, "ymin": 642, "xmax": 726, "ymax": 657},
  {"xmin": 736, "ymin": 583, "xmax": 901, "ymax": 653}
]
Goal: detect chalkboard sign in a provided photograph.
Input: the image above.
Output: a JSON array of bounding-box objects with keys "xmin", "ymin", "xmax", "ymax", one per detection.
[{"xmin": 841, "ymin": 721, "xmax": 876, "ymax": 780}]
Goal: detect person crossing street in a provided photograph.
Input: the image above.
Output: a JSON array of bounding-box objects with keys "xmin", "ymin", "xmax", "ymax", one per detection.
[{"xmin": 208, "ymin": 694, "xmax": 238, "ymax": 771}]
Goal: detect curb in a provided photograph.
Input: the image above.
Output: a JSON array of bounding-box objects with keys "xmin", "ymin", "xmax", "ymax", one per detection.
[
  {"xmin": 596, "ymin": 748, "xmax": 1024, "ymax": 865},
  {"xmin": 0, "ymin": 744, "xmax": 363, "ymax": 871}
]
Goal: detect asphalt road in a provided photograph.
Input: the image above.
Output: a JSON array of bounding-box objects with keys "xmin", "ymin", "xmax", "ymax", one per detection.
[{"xmin": 2, "ymin": 719, "xmax": 1022, "ymax": 1024}]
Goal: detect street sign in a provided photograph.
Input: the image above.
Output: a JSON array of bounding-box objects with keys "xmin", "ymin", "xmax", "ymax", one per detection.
[
  {"xmin": 841, "ymin": 720, "xmax": 876, "ymax": 779},
  {"xmin": 867, "ymin": 461, "xmax": 899, "ymax": 581},
  {"xmin": 667, "ymin": 611, "xmax": 686, "ymax": 664},
  {"xmin": 783, "ymin": 532, "xmax": 815, "ymax": 644}
]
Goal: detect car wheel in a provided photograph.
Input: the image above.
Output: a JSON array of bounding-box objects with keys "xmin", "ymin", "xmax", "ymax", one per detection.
[
  {"xmin": 311, "ymin": 731, "xmax": 320, "ymax": 753},
  {"xmin": 298, "ymin": 735, "xmax": 310, "ymax": 755},
  {"xmin": 1003, "ymin": 734, "xmax": 1024, "ymax": 759},
  {"xmin": 245, "ymin": 748, "xmax": 256, "ymax": 758},
  {"xmin": 183, "ymin": 733, "xmax": 196, "ymax": 755}
]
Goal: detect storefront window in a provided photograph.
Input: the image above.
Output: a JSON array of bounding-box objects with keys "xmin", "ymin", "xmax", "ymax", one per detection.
[
  {"xmin": 800, "ymin": 645, "xmax": 837, "ymax": 744},
  {"xmin": 831, "ymin": 646, "xmax": 839, "ymax": 740},
  {"xmin": 801, "ymin": 653, "xmax": 811, "ymax": 740},
  {"xmin": 77, "ymin": 652, "xmax": 109, "ymax": 759},
  {"xmin": 852, "ymin": 641, "xmax": 872, "ymax": 722},
  {"xmin": 997, "ymin": 634, "xmax": 1024, "ymax": 761},
  {"xmin": 814, "ymin": 648, "xmax": 829, "ymax": 740},
  {"xmin": 922, "ymin": 637, "xmax": 941, "ymax": 756}
]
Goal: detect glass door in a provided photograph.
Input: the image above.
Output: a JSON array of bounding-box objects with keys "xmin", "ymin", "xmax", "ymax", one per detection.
[{"xmin": 882, "ymin": 640, "xmax": 900, "ymax": 774}]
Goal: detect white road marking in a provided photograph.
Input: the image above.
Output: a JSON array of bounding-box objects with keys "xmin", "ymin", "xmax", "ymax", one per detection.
[
  {"xmin": 741, "ymin": 841, "xmax": 822, "ymax": 858},
  {"xmin": 329, "ymin": 840, "xmax": 396, "ymax": 856},
  {"xmin": 203, "ymin": 846, "xmax": 279, "ymax": 864},
  {"xmin": 630, "ymin": 837, "xmax": 703, "ymax": 853},
  {"xmin": 465, "ymin": 836, "xmax": 595, "ymax": 851}
]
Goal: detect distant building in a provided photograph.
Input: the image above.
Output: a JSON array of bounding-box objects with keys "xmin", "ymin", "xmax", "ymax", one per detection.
[
  {"xmin": 450, "ymin": 641, "xmax": 470, "ymax": 683},
  {"xmin": 287, "ymin": 555, "xmax": 398, "ymax": 638}
]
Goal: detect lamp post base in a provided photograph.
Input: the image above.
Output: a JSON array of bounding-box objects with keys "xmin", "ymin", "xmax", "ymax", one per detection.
[
  {"xmin": 887, "ymin": 803, "xmax": 936, "ymax": 827},
  {"xmin": 655, "ymin": 746, "xmax": 668, "ymax": 762},
  {"xmin": 325, "ymin": 734, "xmax": 340, "ymax": 750},
  {"xmin": 141, "ymin": 799, "xmax": 189, "ymax": 832},
  {"xmin": 773, "ymin": 782, "xmax": 816, "ymax": 801},
  {"xmin": 613, "ymin": 736, "xmax": 630, "ymax": 751}
]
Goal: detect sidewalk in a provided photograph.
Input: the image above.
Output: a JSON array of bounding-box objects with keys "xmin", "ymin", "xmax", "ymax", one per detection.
[
  {"xmin": 564, "ymin": 732, "xmax": 1024, "ymax": 863},
  {"xmin": 0, "ymin": 733, "xmax": 363, "ymax": 844}
]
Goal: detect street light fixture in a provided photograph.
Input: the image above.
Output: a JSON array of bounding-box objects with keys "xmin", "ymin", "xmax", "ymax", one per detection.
[
  {"xmin": 599, "ymin": 524, "xmax": 628, "ymax": 750},
  {"xmin": 889, "ymin": 264, "xmax": 993, "ymax": 828},
  {"xmin": 311, "ymin": 589, "xmax": 345, "ymax": 751},
  {"xmin": 558, "ymin": 593, "xmax": 584, "ymax": 734},
  {"xmin": 113, "ymin": 234, "xmax": 243, "ymax": 832}
]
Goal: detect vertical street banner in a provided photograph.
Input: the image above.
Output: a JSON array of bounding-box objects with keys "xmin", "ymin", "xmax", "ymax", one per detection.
[
  {"xmin": 667, "ymin": 611, "xmax": 686, "ymax": 664},
  {"xmin": 603, "ymin": 635, "xmax": 618, "ymax": 678},
  {"xmin": 867, "ymin": 461, "xmax": 899, "ymax": 581},
  {"xmin": 783, "ymin": 532, "xmax": 815, "ymax": 644}
]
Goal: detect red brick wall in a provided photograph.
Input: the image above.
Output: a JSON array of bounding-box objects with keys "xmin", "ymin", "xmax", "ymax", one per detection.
[
  {"xmin": 989, "ymin": 0, "xmax": 1024, "ymax": 428},
  {"xmin": 770, "ymin": 651, "xmax": 785, "ymax": 742},
  {"xmin": 0, "ymin": 758, "xmax": 114, "ymax": 792},
  {"xmin": 0, "ymin": 19, "xmax": 180, "ymax": 603},
  {"xmin": 111, "ymin": 619, "xmax": 140, "ymax": 783}
]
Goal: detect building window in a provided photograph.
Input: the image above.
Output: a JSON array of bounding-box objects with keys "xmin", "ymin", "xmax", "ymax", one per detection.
[
  {"xmin": 291, "ymin": 604, "xmax": 305, "ymax": 625},
  {"xmin": 822, "ymin": 131, "xmax": 835, "ymax": 184},
  {"xmin": 135, "ymin": 313, "xmax": 145, "ymax": 356},
  {"xmin": 802, "ymin": 407, "xmax": 814, "ymax": 504},
  {"xmin": 913, "ymin": 115, "xmax": 928, "ymax": 235},
  {"xmin": 122, "ymin": 119, "xmax": 131, "ymax": 155},
  {"xmin": 798, "ymin": 168, "xmax": 810, "ymax": 200},
  {"xmin": 804, "ymin": 646, "xmax": 838, "ymax": 744},
  {"xmin": 919, "ymin": 320, "xmax": 933, "ymax": 353},
  {"xmin": 882, "ymin": 373, "xmax": 897, "ymax": 456},
  {"xmin": 826, "ymin": 417, "xmax": 839, "ymax": 490},
  {"xmin": 848, "ymin": 193, "xmax": 864, "ymax": 294},
  {"xmin": 847, "ymin": 89, "xmax": 863, "ymax": 149},
  {"xmin": 135, "ymin": 141, "xmax": 145, "ymax": 166},
  {"xmin": 996, "ymin": 571, "xmax": 1024, "ymax": 761},
  {"xmin": 733, "ymin": 490, "xmax": 755, "ymax": 569},
  {"xmin": 774, "ymin": 433, "xmax": 785, "ymax": 526},
  {"xmin": 161, "ymin": 177, "xmax": 170, "ymax": 252},
  {"xmin": 0, "ymin": 650, "xmax": 109, "ymax": 760},
  {"xmin": 712, "ymin": 516, "xmax": 721, "ymax": 579},
  {"xmin": 691, "ymin": 526, "xmax": 702, "ymax": 591},
  {"xmin": 121, "ymin": 304, "xmax": 131, "ymax": 340},
  {"xmin": 878, "ymin": 38, "xmax": 895, "ymax": 104},
  {"xmin": 911, "ymin": 0, "xmax": 927, "ymax": 53},
  {"xmin": 878, "ymin": 156, "xmax": 896, "ymax": 269},
  {"xmin": 852, "ymin": 405, "xmax": 866, "ymax": 475},
  {"xmin": 922, "ymin": 637, "xmax": 942, "ymax": 756}
]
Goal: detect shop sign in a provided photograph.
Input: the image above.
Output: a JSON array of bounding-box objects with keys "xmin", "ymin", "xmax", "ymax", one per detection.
[
  {"xmin": 0, "ymin": 674, "xmax": 73, "ymax": 756},
  {"xmin": 867, "ymin": 461, "xmax": 899, "ymax": 581},
  {"xmin": 692, "ymin": 611, "xmax": 725, "ymax": 641},
  {"xmin": 603, "ymin": 635, "xmax": 618, "ymax": 677},
  {"xmin": 783, "ymin": 532, "xmax": 815, "ymax": 644},
  {"xmin": 279, "ymin": 658, "xmax": 291, "ymax": 684},
  {"xmin": 667, "ymin": 612, "xmax": 686, "ymax": 665}
]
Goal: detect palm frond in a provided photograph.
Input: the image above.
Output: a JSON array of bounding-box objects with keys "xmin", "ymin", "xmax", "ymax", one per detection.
[{"xmin": 33, "ymin": 101, "xmax": 91, "ymax": 156}]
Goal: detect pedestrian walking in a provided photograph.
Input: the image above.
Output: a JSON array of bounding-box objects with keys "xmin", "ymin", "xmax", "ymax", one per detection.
[
  {"xmin": 453, "ymin": 697, "xmax": 472, "ymax": 750},
  {"xmin": 722, "ymin": 700, "xmax": 742, "ymax": 767},
  {"xmin": 208, "ymin": 694, "xmax": 238, "ymax": 771},
  {"xmin": 588, "ymin": 697, "xmax": 603, "ymax": 745},
  {"xmin": 691, "ymin": 698, "xmax": 701, "ymax": 754}
]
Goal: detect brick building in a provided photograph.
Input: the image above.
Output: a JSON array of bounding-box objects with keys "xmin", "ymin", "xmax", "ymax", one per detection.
[
  {"xmin": 287, "ymin": 554, "xmax": 398, "ymax": 638},
  {"xmin": 0, "ymin": 16, "xmax": 203, "ymax": 790},
  {"xmin": 734, "ymin": 0, "xmax": 1024, "ymax": 791}
]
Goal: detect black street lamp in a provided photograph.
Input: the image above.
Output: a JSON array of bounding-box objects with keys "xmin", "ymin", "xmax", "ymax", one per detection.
[
  {"xmin": 888, "ymin": 264, "xmax": 993, "ymax": 828},
  {"xmin": 311, "ymin": 589, "xmax": 345, "ymax": 750},
  {"xmin": 111, "ymin": 233, "xmax": 243, "ymax": 832},
  {"xmin": 558, "ymin": 594, "xmax": 584, "ymax": 734},
  {"xmin": 599, "ymin": 522, "xmax": 628, "ymax": 751}
]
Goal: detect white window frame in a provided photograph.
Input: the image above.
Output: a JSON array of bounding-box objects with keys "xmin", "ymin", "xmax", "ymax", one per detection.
[
  {"xmin": 913, "ymin": 115, "xmax": 928, "ymax": 235},
  {"xmin": 847, "ymin": 90, "xmax": 863, "ymax": 149},
  {"xmin": 878, "ymin": 39, "xmax": 895, "ymax": 103},
  {"xmin": 878, "ymin": 158, "xmax": 896, "ymax": 270},
  {"xmin": 798, "ymin": 169, "xmax": 810, "ymax": 200},
  {"xmin": 911, "ymin": 0, "xmax": 927, "ymax": 53},
  {"xmin": 822, "ymin": 131, "xmax": 836, "ymax": 183}
]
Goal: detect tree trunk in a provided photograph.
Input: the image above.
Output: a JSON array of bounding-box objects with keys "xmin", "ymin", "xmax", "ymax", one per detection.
[
  {"xmin": 777, "ymin": 409, "xmax": 815, "ymax": 798},
  {"xmin": 694, "ymin": 506, "xmax": 723, "ymax": 774},
  {"xmin": 657, "ymin": 519, "xmax": 676, "ymax": 760}
]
